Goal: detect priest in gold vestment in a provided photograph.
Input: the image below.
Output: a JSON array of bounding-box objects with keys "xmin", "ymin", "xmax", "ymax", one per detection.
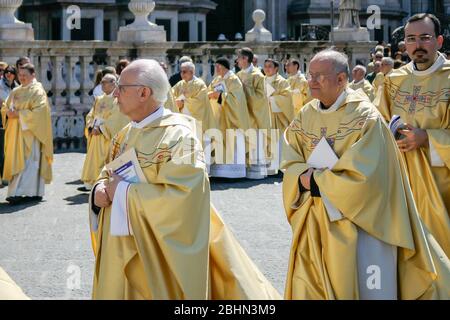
[
  {"xmin": 1, "ymin": 63, "xmax": 53, "ymax": 204},
  {"xmin": 236, "ymin": 48, "xmax": 271, "ymax": 179},
  {"xmin": 172, "ymin": 61, "xmax": 217, "ymax": 170},
  {"xmin": 81, "ymin": 74, "xmax": 129, "ymax": 191},
  {"xmin": 378, "ymin": 14, "xmax": 450, "ymax": 257},
  {"xmin": 89, "ymin": 59, "xmax": 280, "ymax": 300},
  {"xmin": 207, "ymin": 58, "xmax": 250, "ymax": 178},
  {"xmin": 349, "ymin": 65, "xmax": 375, "ymax": 101},
  {"xmin": 282, "ymin": 49, "xmax": 449, "ymax": 300},
  {"xmin": 372, "ymin": 57, "xmax": 394, "ymax": 104},
  {"xmin": 264, "ymin": 59, "xmax": 294, "ymax": 175},
  {"xmin": 172, "ymin": 61, "xmax": 216, "ymax": 133},
  {"xmin": 286, "ymin": 59, "xmax": 311, "ymax": 114}
]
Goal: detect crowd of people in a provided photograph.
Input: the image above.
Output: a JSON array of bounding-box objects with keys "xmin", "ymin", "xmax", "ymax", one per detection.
[{"xmin": 0, "ymin": 12, "xmax": 449, "ymax": 300}]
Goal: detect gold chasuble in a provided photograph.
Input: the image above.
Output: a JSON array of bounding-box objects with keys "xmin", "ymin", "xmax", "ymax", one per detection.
[
  {"xmin": 237, "ymin": 65, "xmax": 271, "ymax": 179},
  {"xmin": 378, "ymin": 53, "xmax": 450, "ymax": 256},
  {"xmin": 0, "ymin": 267, "xmax": 29, "ymax": 300},
  {"xmin": 265, "ymin": 73, "xmax": 294, "ymax": 175},
  {"xmin": 90, "ymin": 109, "xmax": 210, "ymax": 299},
  {"xmin": 164, "ymin": 89, "xmax": 179, "ymax": 113},
  {"xmin": 287, "ymin": 72, "xmax": 311, "ymax": 114},
  {"xmin": 208, "ymin": 71, "xmax": 251, "ymax": 178},
  {"xmin": 1, "ymin": 80, "xmax": 53, "ymax": 195},
  {"xmin": 349, "ymin": 79, "xmax": 375, "ymax": 101},
  {"xmin": 372, "ymin": 72, "xmax": 385, "ymax": 97},
  {"xmin": 172, "ymin": 77, "xmax": 216, "ymax": 133},
  {"xmin": 89, "ymin": 109, "xmax": 280, "ymax": 300},
  {"xmin": 81, "ymin": 94, "xmax": 129, "ymax": 187},
  {"xmin": 282, "ymin": 89, "xmax": 449, "ymax": 300}
]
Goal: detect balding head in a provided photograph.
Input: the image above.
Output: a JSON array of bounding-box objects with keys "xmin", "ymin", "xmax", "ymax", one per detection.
[
  {"xmin": 352, "ymin": 65, "xmax": 366, "ymax": 82},
  {"xmin": 381, "ymin": 57, "xmax": 394, "ymax": 75},
  {"xmin": 311, "ymin": 49, "xmax": 350, "ymax": 79},
  {"xmin": 101, "ymin": 73, "xmax": 118, "ymax": 95},
  {"xmin": 114, "ymin": 59, "xmax": 170, "ymax": 121},
  {"xmin": 308, "ymin": 49, "xmax": 350, "ymax": 107}
]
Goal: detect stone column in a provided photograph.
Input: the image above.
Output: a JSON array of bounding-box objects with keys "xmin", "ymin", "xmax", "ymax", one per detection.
[
  {"xmin": 94, "ymin": 10, "xmax": 104, "ymax": 41},
  {"xmin": 0, "ymin": 0, "xmax": 34, "ymax": 40},
  {"xmin": 61, "ymin": 7, "xmax": 71, "ymax": 41},
  {"xmin": 117, "ymin": 0, "xmax": 166, "ymax": 42},
  {"xmin": 245, "ymin": 9, "xmax": 272, "ymax": 42}
]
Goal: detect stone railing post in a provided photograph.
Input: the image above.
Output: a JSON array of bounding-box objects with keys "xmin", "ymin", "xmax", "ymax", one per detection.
[
  {"xmin": 79, "ymin": 55, "xmax": 94, "ymax": 106},
  {"xmin": 65, "ymin": 55, "xmax": 81, "ymax": 106},
  {"xmin": 51, "ymin": 55, "xmax": 67, "ymax": 107}
]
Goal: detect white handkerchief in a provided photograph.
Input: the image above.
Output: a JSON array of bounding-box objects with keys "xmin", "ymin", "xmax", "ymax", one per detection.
[
  {"xmin": 293, "ymin": 89, "xmax": 301, "ymax": 94},
  {"xmin": 307, "ymin": 137, "xmax": 344, "ymax": 222}
]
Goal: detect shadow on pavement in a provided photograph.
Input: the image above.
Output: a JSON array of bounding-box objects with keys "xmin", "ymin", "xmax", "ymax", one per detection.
[
  {"xmin": 65, "ymin": 179, "xmax": 84, "ymax": 186},
  {"xmin": 64, "ymin": 193, "xmax": 89, "ymax": 205},
  {"xmin": 0, "ymin": 200, "xmax": 42, "ymax": 214},
  {"xmin": 210, "ymin": 175, "xmax": 283, "ymax": 191}
]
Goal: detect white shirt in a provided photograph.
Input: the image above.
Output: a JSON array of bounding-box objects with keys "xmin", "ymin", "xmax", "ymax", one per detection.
[{"xmin": 317, "ymin": 89, "xmax": 349, "ymax": 114}]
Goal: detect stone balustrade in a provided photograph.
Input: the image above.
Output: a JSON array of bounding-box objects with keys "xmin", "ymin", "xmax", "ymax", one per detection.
[{"xmin": 0, "ymin": 40, "xmax": 373, "ymax": 151}]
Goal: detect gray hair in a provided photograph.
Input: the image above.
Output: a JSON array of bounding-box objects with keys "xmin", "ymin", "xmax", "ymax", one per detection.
[
  {"xmin": 353, "ymin": 65, "xmax": 367, "ymax": 75},
  {"xmin": 125, "ymin": 59, "xmax": 170, "ymax": 104},
  {"xmin": 312, "ymin": 49, "xmax": 350, "ymax": 78},
  {"xmin": 382, "ymin": 57, "xmax": 394, "ymax": 66},
  {"xmin": 181, "ymin": 61, "xmax": 196, "ymax": 73},
  {"xmin": 102, "ymin": 73, "xmax": 117, "ymax": 82},
  {"xmin": 179, "ymin": 56, "xmax": 193, "ymax": 65}
]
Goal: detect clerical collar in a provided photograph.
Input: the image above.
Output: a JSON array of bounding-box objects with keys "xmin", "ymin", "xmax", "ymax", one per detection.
[
  {"xmin": 224, "ymin": 70, "xmax": 233, "ymax": 79},
  {"xmin": 353, "ymin": 78, "xmax": 365, "ymax": 86},
  {"xmin": 131, "ymin": 106, "xmax": 167, "ymax": 129},
  {"xmin": 265, "ymin": 74, "xmax": 276, "ymax": 82},
  {"xmin": 187, "ymin": 76, "xmax": 197, "ymax": 84},
  {"xmin": 244, "ymin": 64, "xmax": 254, "ymax": 73},
  {"xmin": 22, "ymin": 78, "xmax": 37, "ymax": 88},
  {"xmin": 410, "ymin": 52, "xmax": 446, "ymax": 76},
  {"xmin": 317, "ymin": 89, "xmax": 348, "ymax": 113}
]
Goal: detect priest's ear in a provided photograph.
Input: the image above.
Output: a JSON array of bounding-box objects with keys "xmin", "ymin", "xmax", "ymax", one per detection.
[
  {"xmin": 140, "ymin": 87, "xmax": 153, "ymax": 100},
  {"xmin": 437, "ymin": 35, "xmax": 444, "ymax": 50},
  {"xmin": 336, "ymin": 72, "xmax": 348, "ymax": 87}
]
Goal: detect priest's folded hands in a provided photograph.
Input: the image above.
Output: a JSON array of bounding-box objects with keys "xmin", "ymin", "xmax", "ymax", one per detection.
[
  {"xmin": 93, "ymin": 179, "xmax": 113, "ymax": 208},
  {"xmin": 396, "ymin": 123, "xmax": 429, "ymax": 152}
]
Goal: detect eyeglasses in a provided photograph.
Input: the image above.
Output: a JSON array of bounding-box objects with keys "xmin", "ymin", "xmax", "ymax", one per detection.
[
  {"xmin": 114, "ymin": 81, "xmax": 144, "ymax": 93},
  {"xmin": 306, "ymin": 72, "xmax": 336, "ymax": 82},
  {"xmin": 405, "ymin": 34, "xmax": 434, "ymax": 44}
]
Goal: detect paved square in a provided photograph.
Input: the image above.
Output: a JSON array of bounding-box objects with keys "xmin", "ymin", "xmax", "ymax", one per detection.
[{"xmin": 0, "ymin": 153, "xmax": 291, "ymax": 299}]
